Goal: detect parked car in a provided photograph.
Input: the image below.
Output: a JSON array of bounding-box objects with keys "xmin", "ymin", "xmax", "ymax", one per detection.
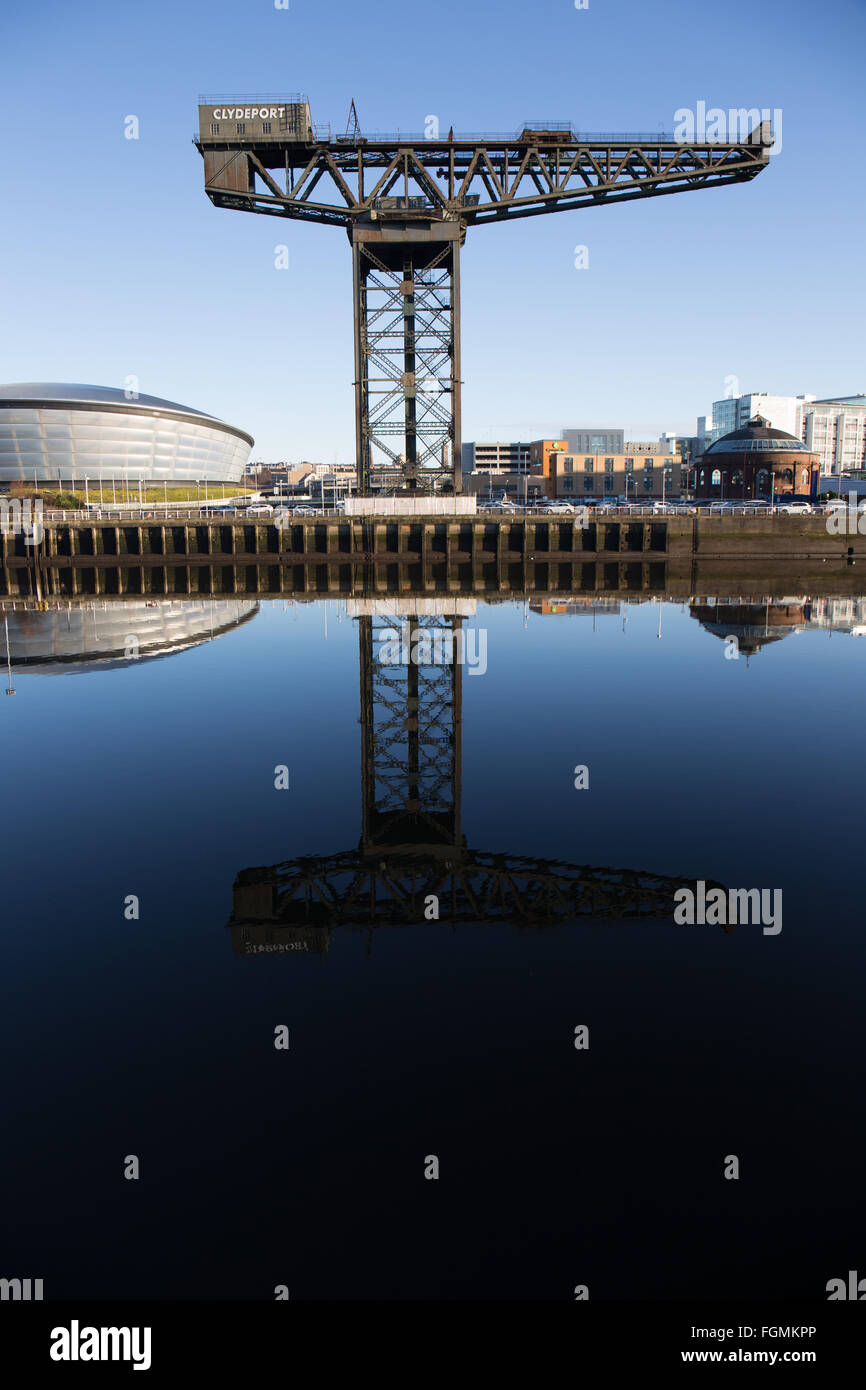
[
  {"xmin": 778, "ymin": 502, "xmax": 813, "ymax": 514},
  {"xmin": 246, "ymin": 503, "xmax": 274, "ymax": 517},
  {"xmin": 542, "ymin": 501, "xmax": 575, "ymax": 514}
]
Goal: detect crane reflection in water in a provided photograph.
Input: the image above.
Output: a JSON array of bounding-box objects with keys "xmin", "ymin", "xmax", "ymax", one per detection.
[{"xmin": 228, "ymin": 599, "xmax": 721, "ymax": 955}]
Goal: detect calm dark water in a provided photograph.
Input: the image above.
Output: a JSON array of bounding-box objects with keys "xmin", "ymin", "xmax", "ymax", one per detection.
[{"xmin": 1, "ymin": 592, "xmax": 864, "ymax": 1300}]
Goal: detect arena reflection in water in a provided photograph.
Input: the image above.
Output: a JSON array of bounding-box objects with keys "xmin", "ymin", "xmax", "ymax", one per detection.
[{"xmin": 0, "ymin": 597, "xmax": 258, "ymax": 680}]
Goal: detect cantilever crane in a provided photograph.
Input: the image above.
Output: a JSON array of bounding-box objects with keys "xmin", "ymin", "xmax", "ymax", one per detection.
[{"xmin": 195, "ymin": 98, "xmax": 771, "ymax": 494}]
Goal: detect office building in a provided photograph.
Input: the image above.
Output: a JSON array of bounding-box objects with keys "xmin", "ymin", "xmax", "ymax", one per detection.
[
  {"xmin": 710, "ymin": 393, "xmax": 806, "ymax": 441},
  {"xmin": 561, "ymin": 427, "xmax": 624, "ymax": 454},
  {"xmin": 461, "ymin": 441, "xmax": 531, "ymax": 475},
  {"xmin": 802, "ymin": 396, "xmax": 866, "ymax": 477},
  {"xmin": 546, "ymin": 449, "xmax": 686, "ymax": 499}
]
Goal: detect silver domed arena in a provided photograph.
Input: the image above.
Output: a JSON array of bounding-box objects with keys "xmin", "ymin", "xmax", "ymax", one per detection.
[{"xmin": 0, "ymin": 383, "xmax": 253, "ymax": 487}]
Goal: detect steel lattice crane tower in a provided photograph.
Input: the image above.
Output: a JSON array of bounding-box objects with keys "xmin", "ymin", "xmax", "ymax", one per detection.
[{"xmin": 195, "ymin": 96, "xmax": 771, "ymax": 494}]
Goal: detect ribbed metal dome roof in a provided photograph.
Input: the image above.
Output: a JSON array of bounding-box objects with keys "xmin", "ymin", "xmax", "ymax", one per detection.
[
  {"xmin": 705, "ymin": 414, "xmax": 810, "ymax": 455},
  {"xmin": 0, "ymin": 383, "xmax": 253, "ymax": 445},
  {"xmin": 0, "ymin": 383, "xmax": 221, "ymax": 415}
]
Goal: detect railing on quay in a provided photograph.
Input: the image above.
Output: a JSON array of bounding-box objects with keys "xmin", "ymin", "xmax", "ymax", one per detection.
[{"xmin": 32, "ymin": 501, "xmax": 826, "ymax": 525}]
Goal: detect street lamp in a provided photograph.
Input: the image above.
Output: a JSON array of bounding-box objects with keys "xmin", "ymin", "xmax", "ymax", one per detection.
[{"xmin": 4, "ymin": 614, "xmax": 15, "ymax": 696}]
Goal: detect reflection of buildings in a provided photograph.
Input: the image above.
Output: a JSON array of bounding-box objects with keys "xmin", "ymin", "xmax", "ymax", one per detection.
[
  {"xmin": 690, "ymin": 592, "xmax": 866, "ymax": 654},
  {"xmin": 229, "ymin": 598, "xmax": 714, "ymax": 955},
  {"xmin": 530, "ymin": 599, "xmax": 620, "ymax": 618},
  {"xmin": 804, "ymin": 595, "xmax": 866, "ymax": 635},
  {"xmin": 0, "ymin": 598, "xmax": 258, "ymax": 673},
  {"xmin": 689, "ymin": 596, "xmax": 810, "ymax": 656}
]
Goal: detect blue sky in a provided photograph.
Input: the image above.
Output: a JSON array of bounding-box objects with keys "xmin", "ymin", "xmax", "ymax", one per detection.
[{"xmin": 1, "ymin": 0, "xmax": 863, "ymax": 460}]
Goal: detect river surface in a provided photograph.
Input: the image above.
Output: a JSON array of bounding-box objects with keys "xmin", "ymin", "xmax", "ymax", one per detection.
[{"xmin": 1, "ymin": 592, "xmax": 863, "ymax": 1299}]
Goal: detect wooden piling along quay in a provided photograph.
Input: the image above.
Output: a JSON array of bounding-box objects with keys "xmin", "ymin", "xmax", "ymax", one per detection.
[{"xmin": 1, "ymin": 513, "xmax": 863, "ymax": 601}]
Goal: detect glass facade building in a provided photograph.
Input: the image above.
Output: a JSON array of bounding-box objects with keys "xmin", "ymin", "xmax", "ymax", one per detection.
[{"xmin": 0, "ymin": 384, "xmax": 253, "ymax": 486}]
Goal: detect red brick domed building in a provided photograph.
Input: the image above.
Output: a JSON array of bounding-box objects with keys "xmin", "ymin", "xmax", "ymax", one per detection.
[{"xmin": 696, "ymin": 414, "xmax": 818, "ymax": 500}]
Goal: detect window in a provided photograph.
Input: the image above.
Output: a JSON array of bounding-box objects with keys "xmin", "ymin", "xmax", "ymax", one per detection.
[
  {"xmin": 236, "ymin": 122, "xmax": 246, "ymax": 134},
  {"xmin": 584, "ymin": 477, "xmax": 594, "ymax": 491},
  {"xmin": 624, "ymin": 457, "xmax": 634, "ymax": 466},
  {"xmin": 210, "ymin": 123, "xmax": 220, "ymax": 135},
  {"xmin": 584, "ymin": 457, "xmax": 593, "ymax": 472},
  {"xmin": 262, "ymin": 121, "xmax": 272, "ymax": 134},
  {"xmin": 604, "ymin": 457, "xmax": 614, "ymax": 467},
  {"xmin": 564, "ymin": 457, "xmax": 574, "ymax": 472},
  {"xmin": 563, "ymin": 477, "xmax": 573, "ymax": 490},
  {"xmin": 711, "ymin": 469, "xmax": 721, "ymax": 485},
  {"xmin": 643, "ymin": 478, "xmax": 653, "ymax": 490},
  {"xmin": 643, "ymin": 459, "xmax": 654, "ymax": 469}
]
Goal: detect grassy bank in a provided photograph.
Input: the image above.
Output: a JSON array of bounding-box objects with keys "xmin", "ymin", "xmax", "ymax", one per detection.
[{"xmin": 7, "ymin": 483, "xmax": 253, "ymax": 509}]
